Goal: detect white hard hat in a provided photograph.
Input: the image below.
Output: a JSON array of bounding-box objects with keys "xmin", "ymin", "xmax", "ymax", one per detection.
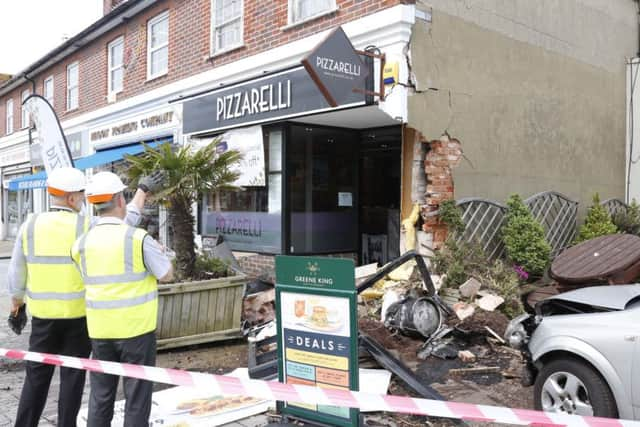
[
  {"xmin": 46, "ymin": 167, "xmax": 86, "ymax": 195},
  {"xmin": 85, "ymin": 171, "xmax": 127, "ymax": 204}
]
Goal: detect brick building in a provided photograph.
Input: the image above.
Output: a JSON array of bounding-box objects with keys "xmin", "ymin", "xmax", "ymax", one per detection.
[{"xmin": 0, "ymin": 0, "xmax": 637, "ymax": 275}]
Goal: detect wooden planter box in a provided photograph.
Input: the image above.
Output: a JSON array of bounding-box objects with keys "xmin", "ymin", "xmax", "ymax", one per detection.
[{"xmin": 156, "ymin": 275, "xmax": 247, "ymax": 350}]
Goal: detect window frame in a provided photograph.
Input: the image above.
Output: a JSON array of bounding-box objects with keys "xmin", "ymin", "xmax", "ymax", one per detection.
[
  {"xmin": 67, "ymin": 62, "xmax": 79, "ymax": 111},
  {"xmin": 147, "ymin": 11, "xmax": 169, "ymax": 80},
  {"xmin": 5, "ymin": 99, "xmax": 13, "ymax": 135},
  {"xmin": 21, "ymin": 89, "xmax": 30, "ymax": 129},
  {"xmin": 210, "ymin": 0, "xmax": 244, "ymax": 56},
  {"xmin": 287, "ymin": 0, "xmax": 337, "ymax": 26},
  {"xmin": 43, "ymin": 75, "xmax": 54, "ymax": 105},
  {"xmin": 108, "ymin": 36, "xmax": 125, "ymax": 95}
]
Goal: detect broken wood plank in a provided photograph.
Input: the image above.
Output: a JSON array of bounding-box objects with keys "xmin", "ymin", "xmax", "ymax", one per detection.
[
  {"xmin": 485, "ymin": 326, "xmax": 506, "ymax": 344},
  {"xmin": 449, "ymin": 366, "xmax": 500, "ymax": 376}
]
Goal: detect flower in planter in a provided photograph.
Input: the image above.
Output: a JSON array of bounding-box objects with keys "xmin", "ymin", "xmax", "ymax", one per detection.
[{"xmin": 513, "ymin": 264, "xmax": 529, "ymax": 281}]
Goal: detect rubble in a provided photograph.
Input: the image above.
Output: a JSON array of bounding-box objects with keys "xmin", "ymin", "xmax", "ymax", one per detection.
[
  {"xmin": 452, "ymin": 302, "xmax": 475, "ymax": 320},
  {"xmin": 388, "ymin": 261, "xmax": 415, "ymax": 281},
  {"xmin": 457, "ymin": 350, "xmax": 476, "ymax": 363},
  {"xmin": 242, "ymin": 287, "xmax": 275, "ymax": 327},
  {"xmin": 355, "ymin": 262, "xmax": 379, "ymax": 288},
  {"xmin": 459, "ymin": 277, "xmax": 481, "ymax": 298},
  {"xmin": 380, "ymin": 290, "xmax": 400, "ymax": 322},
  {"xmin": 449, "ymin": 366, "xmax": 500, "ymax": 376},
  {"xmin": 458, "ymin": 310, "xmax": 510, "ymax": 337},
  {"xmin": 430, "ymin": 274, "xmax": 445, "ymax": 291},
  {"xmin": 477, "ymin": 294, "xmax": 504, "ymax": 311}
]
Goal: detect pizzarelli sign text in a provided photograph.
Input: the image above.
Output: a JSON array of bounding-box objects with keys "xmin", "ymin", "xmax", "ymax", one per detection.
[
  {"xmin": 182, "ymin": 64, "xmax": 371, "ymax": 135},
  {"xmin": 216, "ymin": 80, "xmax": 291, "ymax": 121}
]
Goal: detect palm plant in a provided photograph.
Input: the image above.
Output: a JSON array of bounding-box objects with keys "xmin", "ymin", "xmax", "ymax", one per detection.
[{"xmin": 125, "ymin": 139, "xmax": 242, "ymax": 279}]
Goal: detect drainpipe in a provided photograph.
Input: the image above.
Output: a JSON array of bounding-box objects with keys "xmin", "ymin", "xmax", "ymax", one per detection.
[
  {"xmin": 637, "ymin": 0, "xmax": 640, "ymax": 58},
  {"xmin": 24, "ymin": 73, "xmax": 36, "ymax": 93},
  {"xmin": 23, "ymin": 74, "xmax": 36, "ymax": 173}
]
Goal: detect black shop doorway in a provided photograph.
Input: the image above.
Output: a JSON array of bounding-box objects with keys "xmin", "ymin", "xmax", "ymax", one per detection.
[{"xmin": 359, "ymin": 126, "xmax": 402, "ymax": 265}]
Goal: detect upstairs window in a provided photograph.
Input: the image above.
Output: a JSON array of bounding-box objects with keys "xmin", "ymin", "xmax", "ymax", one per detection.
[
  {"xmin": 21, "ymin": 90, "xmax": 30, "ymax": 129},
  {"xmin": 147, "ymin": 11, "xmax": 169, "ymax": 79},
  {"xmin": 67, "ymin": 62, "xmax": 79, "ymax": 110},
  {"xmin": 108, "ymin": 37, "xmax": 124, "ymax": 94},
  {"xmin": 289, "ymin": 0, "xmax": 335, "ymax": 24},
  {"xmin": 211, "ymin": 0, "xmax": 243, "ymax": 54},
  {"xmin": 5, "ymin": 99, "xmax": 13, "ymax": 135},
  {"xmin": 44, "ymin": 76, "xmax": 54, "ymax": 105}
]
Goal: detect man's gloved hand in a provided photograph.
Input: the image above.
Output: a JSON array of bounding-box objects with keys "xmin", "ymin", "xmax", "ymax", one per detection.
[
  {"xmin": 8, "ymin": 304, "xmax": 27, "ymax": 335},
  {"xmin": 138, "ymin": 170, "xmax": 166, "ymax": 194}
]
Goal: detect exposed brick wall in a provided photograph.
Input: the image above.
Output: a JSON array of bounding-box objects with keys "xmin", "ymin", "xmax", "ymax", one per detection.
[
  {"xmin": 421, "ymin": 134, "xmax": 462, "ymax": 249},
  {"xmin": 0, "ymin": 0, "xmax": 413, "ymax": 136},
  {"xmin": 238, "ymin": 252, "xmax": 358, "ymax": 279},
  {"xmin": 238, "ymin": 254, "xmax": 276, "ymax": 280}
]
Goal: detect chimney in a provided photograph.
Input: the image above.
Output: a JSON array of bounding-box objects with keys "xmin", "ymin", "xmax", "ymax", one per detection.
[{"xmin": 103, "ymin": 0, "xmax": 127, "ymax": 16}]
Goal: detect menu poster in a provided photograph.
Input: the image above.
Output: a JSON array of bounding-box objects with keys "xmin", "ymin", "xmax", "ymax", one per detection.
[
  {"xmin": 281, "ymin": 292, "xmax": 351, "ymax": 418},
  {"xmin": 275, "ymin": 256, "xmax": 358, "ymax": 427}
]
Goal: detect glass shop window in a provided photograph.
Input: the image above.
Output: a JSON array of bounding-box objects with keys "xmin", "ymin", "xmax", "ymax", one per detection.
[
  {"xmin": 288, "ymin": 124, "xmax": 357, "ymax": 254},
  {"xmin": 201, "ymin": 127, "xmax": 283, "ymax": 253}
]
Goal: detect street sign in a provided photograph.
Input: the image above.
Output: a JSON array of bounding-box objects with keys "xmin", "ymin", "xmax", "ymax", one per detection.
[{"xmin": 275, "ymin": 256, "xmax": 359, "ymax": 427}]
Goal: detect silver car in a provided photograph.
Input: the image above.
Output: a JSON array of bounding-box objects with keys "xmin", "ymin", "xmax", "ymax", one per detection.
[{"xmin": 505, "ymin": 285, "xmax": 640, "ymax": 420}]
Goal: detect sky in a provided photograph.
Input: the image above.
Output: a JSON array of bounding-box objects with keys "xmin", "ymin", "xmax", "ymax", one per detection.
[{"xmin": 0, "ymin": 0, "xmax": 103, "ymax": 74}]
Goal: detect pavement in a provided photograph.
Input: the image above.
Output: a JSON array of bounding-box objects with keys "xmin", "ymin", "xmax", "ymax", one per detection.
[{"xmin": 0, "ymin": 252, "xmax": 270, "ymax": 427}]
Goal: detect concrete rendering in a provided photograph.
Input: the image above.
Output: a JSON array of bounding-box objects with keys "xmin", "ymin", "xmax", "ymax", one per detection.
[{"xmin": 407, "ymin": 0, "xmax": 638, "ymax": 210}]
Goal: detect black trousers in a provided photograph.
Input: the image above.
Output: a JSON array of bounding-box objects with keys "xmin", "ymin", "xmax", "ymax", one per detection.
[
  {"xmin": 88, "ymin": 331, "xmax": 156, "ymax": 427},
  {"xmin": 15, "ymin": 316, "xmax": 92, "ymax": 427}
]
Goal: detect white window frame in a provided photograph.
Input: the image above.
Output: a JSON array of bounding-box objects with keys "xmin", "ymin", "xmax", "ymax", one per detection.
[
  {"xmin": 67, "ymin": 62, "xmax": 79, "ymax": 111},
  {"xmin": 210, "ymin": 0, "xmax": 244, "ymax": 56},
  {"xmin": 287, "ymin": 0, "xmax": 336, "ymax": 26},
  {"xmin": 147, "ymin": 11, "xmax": 169, "ymax": 80},
  {"xmin": 44, "ymin": 76, "xmax": 54, "ymax": 105},
  {"xmin": 5, "ymin": 99, "xmax": 13, "ymax": 135},
  {"xmin": 108, "ymin": 36, "xmax": 125, "ymax": 95},
  {"xmin": 21, "ymin": 89, "xmax": 30, "ymax": 129}
]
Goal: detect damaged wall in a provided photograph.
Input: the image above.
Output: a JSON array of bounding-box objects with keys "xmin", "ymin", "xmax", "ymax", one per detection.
[
  {"xmin": 407, "ymin": 0, "xmax": 638, "ymax": 210},
  {"xmin": 422, "ymin": 134, "xmax": 462, "ymax": 248}
]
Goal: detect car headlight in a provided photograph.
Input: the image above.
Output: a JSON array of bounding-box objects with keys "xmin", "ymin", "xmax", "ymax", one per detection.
[{"xmin": 504, "ymin": 313, "xmax": 531, "ymax": 349}]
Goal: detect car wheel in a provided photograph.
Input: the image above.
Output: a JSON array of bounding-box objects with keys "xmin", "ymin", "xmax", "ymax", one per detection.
[{"xmin": 534, "ymin": 358, "xmax": 618, "ymax": 418}]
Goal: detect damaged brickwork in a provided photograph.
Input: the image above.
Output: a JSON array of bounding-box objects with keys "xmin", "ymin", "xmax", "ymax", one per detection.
[{"xmin": 422, "ymin": 134, "xmax": 462, "ymax": 248}]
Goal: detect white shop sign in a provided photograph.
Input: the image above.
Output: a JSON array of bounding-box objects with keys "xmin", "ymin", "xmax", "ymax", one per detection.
[
  {"xmin": 89, "ymin": 107, "xmax": 179, "ymax": 148},
  {"xmin": 193, "ymin": 125, "xmax": 266, "ymax": 187}
]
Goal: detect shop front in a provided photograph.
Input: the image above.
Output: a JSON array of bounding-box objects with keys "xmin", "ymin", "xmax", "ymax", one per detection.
[
  {"xmin": 182, "ymin": 29, "xmax": 405, "ymax": 266},
  {"xmin": 7, "ymin": 105, "xmax": 181, "ymax": 242},
  {"xmin": 0, "ymin": 138, "xmax": 32, "ymax": 239}
]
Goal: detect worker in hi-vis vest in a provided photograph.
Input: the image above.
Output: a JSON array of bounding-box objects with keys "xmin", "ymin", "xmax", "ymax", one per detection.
[
  {"xmin": 71, "ymin": 171, "xmax": 173, "ymax": 427},
  {"xmin": 7, "ymin": 166, "xmax": 162, "ymax": 427}
]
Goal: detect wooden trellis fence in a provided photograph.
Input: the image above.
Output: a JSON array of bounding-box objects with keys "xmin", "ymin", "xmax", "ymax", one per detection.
[
  {"xmin": 451, "ymin": 191, "xmax": 578, "ymax": 260},
  {"xmin": 600, "ymin": 198, "xmax": 628, "ymax": 218}
]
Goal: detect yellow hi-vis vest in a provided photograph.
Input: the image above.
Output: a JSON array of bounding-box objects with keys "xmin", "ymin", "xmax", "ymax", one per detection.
[
  {"xmin": 71, "ymin": 223, "xmax": 158, "ymax": 339},
  {"xmin": 23, "ymin": 211, "xmax": 89, "ymax": 319}
]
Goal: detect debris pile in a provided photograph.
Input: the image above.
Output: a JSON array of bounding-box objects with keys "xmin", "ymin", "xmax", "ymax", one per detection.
[{"xmin": 356, "ymin": 254, "xmax": 524, "ymax": 395}]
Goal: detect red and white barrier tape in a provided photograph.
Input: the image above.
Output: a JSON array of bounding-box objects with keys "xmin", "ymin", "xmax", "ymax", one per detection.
[{"xmin": 1, "ymin": 347, "xmax": 636, "ymax": 427}]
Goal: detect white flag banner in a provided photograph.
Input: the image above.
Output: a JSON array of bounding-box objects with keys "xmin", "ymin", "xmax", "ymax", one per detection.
[
  {"xmin": 23, "ymin": 94, "xmax": 73, "ymax": 174},
  {"xmin": 219, "ymin": 125, "xmax": 265, "ymax": 187}
]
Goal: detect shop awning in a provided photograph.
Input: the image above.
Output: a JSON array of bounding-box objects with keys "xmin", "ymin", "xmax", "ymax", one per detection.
[{"xmin": 8, "ymin": 139, "xmax": 168, "ymax": 191}]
